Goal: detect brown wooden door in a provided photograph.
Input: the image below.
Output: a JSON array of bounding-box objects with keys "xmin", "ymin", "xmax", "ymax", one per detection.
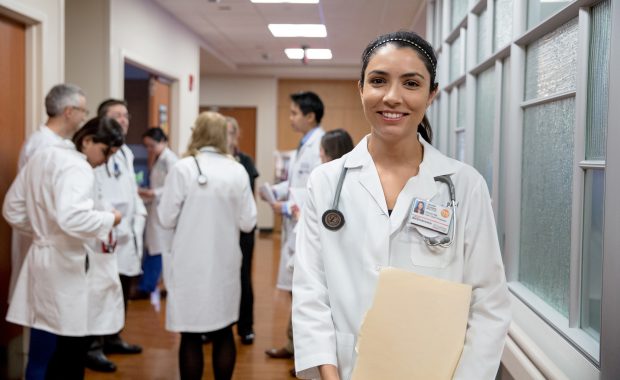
[
  {"xmin": 200, "ymin": 106, "xmax": 257, "ymax": 161},
  {"xmin": 0, "ymin": 12, "xmax": 26, "ymax": 355}
]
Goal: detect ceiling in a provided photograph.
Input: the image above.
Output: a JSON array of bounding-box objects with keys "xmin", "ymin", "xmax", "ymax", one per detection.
[{"xmin": 152, "ymin": 0, "xmax": 427, "ymax": 79}]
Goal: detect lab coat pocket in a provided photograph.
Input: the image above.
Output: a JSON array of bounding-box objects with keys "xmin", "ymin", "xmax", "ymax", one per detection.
[
  {"xmin": 400, "ymin": 227, "xmax": 454, "ymax": 268},
  {"xmin": 335, "ymin": 331, "xmax": 356, "ymax": 380}
]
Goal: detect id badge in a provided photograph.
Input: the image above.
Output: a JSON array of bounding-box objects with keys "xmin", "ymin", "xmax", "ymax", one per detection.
[{"xmin": 408, "ymin": 198, "xmax": 452, "ymax": 234}]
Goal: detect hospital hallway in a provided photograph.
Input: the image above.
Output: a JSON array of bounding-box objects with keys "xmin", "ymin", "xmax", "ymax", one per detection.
[{"xmin": 86, "ymin": 233, "xmax": 295, "ymax": 380}]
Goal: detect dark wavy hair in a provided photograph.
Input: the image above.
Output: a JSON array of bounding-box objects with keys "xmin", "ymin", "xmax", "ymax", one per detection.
[
  {"xmin": 360, "ymin": 30, "xmax": 439, "ymax": 144},
  {"xmin": 142, "ymin": 127, "xmax": 168, "ymax": 142},
  {"xmin": 72, "ymin": 116, "xmax": 125, "ymax": 152}
]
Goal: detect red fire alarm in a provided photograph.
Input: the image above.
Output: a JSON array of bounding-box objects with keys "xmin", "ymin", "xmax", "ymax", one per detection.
[{"xmin": 189, "ymin": 74, "xmax": 194, "ymax": 91}]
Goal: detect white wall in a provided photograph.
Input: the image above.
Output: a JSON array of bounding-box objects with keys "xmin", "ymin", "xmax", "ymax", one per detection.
[
  {"xmin": 0, "ymin": 0, "xmax": 65, "ymax": 133},
  {"xmin": 108, "ymin": 0, "xmax": 201, "ymax": 154},
  {"xmin": 200, "ymin": 75, "xmax": 278, "ymax": 229}
]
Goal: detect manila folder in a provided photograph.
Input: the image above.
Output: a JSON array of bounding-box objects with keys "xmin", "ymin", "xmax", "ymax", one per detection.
[{"xmin": 351, "ymin": 267, "xmax": 472, "ymax": 380}]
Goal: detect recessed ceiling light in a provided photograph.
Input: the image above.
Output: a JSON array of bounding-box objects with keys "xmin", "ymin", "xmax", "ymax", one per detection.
[
  {"xmin": 285, "ymin": 48, "xmax": 332, "ymax": 60},
  {"xmin": 251, "ymin": 0, "xmax": 319, "ymax": 3},
  {"xmin": 268, "ymin": 24, "xmax": 327, "ymax": 37}
]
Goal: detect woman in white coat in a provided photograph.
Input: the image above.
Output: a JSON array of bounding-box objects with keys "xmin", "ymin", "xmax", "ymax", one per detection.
[
  {"xmin": 292, "ymin": 31, "xmax": 511, "ymax": 380},
  {"xmin": 137, "ymin": 127, "xmax": 178, "ymax": 297},
  {"xmin": 158, "ymin": 111, "xmax": 257, "ymax": 380},
  {"xmin": 3, "ymin": 117, "xmax": 125, "ymax": 379}
]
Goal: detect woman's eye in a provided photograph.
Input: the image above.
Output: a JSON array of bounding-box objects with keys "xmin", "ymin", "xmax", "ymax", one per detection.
[
  {"xmin": 368, "ymin": 77, "xmax": 386, "ymax": 85},
  {"xmin": 404, "ymin": 80, "xmax": 420, "ymax": 88}
]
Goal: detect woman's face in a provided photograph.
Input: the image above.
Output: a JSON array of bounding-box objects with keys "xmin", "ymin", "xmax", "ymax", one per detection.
[
  {"xmin": 359, "ymin": 44, "xmax": 437, "ymax": 142},
  {"xmin": 82, "ymin": 137, "xmax": 117, "ymax": 167},
  {"xmin": 143, "ymin": 136, "xmax": 165, "ymax": 156}
]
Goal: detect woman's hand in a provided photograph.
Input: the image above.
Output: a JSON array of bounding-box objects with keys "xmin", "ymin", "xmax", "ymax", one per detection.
[
  {"xmin": 319, "ymin": 364, "xmax": 340, "ymax": 380},
  {"xmin": 112, "ymin": 209, "xmax": 122, "ymax": 226},
  {"xmin": 138, "ymin": 187, "xmax": 155, "ymax": 201}
]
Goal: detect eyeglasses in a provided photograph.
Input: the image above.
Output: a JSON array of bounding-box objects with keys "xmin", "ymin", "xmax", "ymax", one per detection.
[
  {"xmin": 71, "ymin": 106, "xmax": 90, "ymax": 116},
  {"xmin": 110, "ymin": 112, "xmax": 131, "ymax": 121}
]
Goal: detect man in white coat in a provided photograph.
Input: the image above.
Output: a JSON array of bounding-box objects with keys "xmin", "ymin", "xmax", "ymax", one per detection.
[
  {"xmin": 86, "ymin": 99, "xmax": 146, "ymax": 372},
  {"xmin": 263, "ymin": 92, "xmax": 325, "ymax": 371},
  {"xmin": 9, "ymin": 83, "xmax": 88, "ymax": 379}
]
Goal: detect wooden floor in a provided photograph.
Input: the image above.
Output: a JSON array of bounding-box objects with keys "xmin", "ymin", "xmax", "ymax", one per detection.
[{"xmin": 86, "ymin": 233, "xmax": 295, "ymax": 380}]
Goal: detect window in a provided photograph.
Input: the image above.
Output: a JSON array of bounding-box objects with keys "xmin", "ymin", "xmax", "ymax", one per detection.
[
  {"xmin": 494, "ymin": 0, "xmax": 513, "ymax": 51},
  {"xmin": 451, "ymin": 0, "xmax": 468, "ymax": 29},
  {"xmin": 474, "ymin": 67, "xmax": 495, "ymax": 192},
  {"xmin": 527, "ymin": 0, "xmax": 572, "ymax": 29},
  {"xmin": 477, "ymin": 7, "xmax": 490, "ymax": 63}
]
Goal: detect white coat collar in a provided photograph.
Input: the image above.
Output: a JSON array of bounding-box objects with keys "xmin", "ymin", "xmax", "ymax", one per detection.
[
  {"xmin": 298, "ymin": 126, "xmax": 324, "ymax": 154},
  {"xmin": 343, "ymin": 134, "xmax": 459, "ymax": 234}
]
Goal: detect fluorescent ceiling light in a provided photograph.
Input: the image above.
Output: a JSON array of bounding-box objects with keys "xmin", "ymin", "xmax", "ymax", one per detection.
[
  {"xmin": 251, "ymin": 0, "xmax": 319, "ymax": 3},
  {"xmin": 285, "ymin": 48, "xmax": 332, "ymax": 60},
  {"xmin": 268, "ymin": 24, "xmax": 327, "ymax": 38}
]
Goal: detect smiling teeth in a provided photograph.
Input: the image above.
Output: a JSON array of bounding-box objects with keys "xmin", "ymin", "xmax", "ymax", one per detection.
[{"xmin": 383, "ymin": 112, "xmax": 403, "ymax": 119}]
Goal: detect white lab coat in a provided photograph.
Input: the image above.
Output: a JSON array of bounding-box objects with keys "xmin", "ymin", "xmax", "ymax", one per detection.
[
  {"xmin": 144, "ymin": 147, "xmax": 178, "ymax": 255},
  {"xmin": 94, "ymin": 145, "xmax": 147, "ymax": 276},
  {"xmin": 9, "ymin": 125, "xmax": 64, "ymax": 300},
  {"xmin": 158, "ymin": 147, "xmax": 257, "ymax": 332},
  {"xmin": 292, "ymin": 135, "xmax": 511, "ymax": 380},
  {"xmin": 272, "ymin": 127, "xmax": 324, "ymax": 291},
  {"xmin": 3, "ymin": 141, "xmax": 124, "ymax": 336}
]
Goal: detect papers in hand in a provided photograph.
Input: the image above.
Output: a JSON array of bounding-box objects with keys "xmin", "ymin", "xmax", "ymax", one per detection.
[
  {"xmin": 259, "ymin": 182, "xmax": 276, "ymax": 205},
  {"xmin": 351, "ymin": 268, "xmax": 472, "ymax": 380}
]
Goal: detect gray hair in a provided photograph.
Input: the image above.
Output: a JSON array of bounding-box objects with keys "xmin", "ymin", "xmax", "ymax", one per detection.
[{"xmin": 45, "ymin": 84, "xmax": 85, "ymax": 117}]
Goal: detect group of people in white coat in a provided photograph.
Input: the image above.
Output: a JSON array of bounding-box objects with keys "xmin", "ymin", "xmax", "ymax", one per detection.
[{"xmin": 3, "ymin": 29, "xmax": 512, "ymax": 380}]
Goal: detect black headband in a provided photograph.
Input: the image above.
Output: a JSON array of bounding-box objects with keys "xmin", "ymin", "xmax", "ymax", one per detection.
[{"xmin": 365, "ymin": 37, "xmax": 436, "ymax": 75}]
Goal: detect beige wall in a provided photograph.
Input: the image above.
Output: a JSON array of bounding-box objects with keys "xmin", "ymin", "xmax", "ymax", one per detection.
[{"xmin": 200, "ymin": 75, "xmax": 278, "ymax": 229}]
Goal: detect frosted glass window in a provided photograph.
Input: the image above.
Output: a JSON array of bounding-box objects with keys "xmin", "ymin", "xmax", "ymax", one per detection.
[
  {"xmin": 474, "ymin": 67, "xmax": 496, "ymax": 192},
  {"xmin": 525, "ymin": 18, "xmax": 578, "ymax": 100},
  {"xmin": 527, "ymin": 0, "xmax": 571, "ymax": 29},
  {"xmin": 519, "ymin": 98, "xmax": 575, "ymax": 316},
  {"xmin": 451, "ymin": 0, "xmax": 468, "ymax": 30},
  {"xmin": 477, "ymin": 8, "xmax": 490, "ymax": 64},
  {"xmin": 581, "ymin": 169, "xmax": 604, "ymax": 340},
  {"xmin": 586, "ymin": 0, "xmax": 611, "ymax": 160},
  {"xmin": 450, "ymin": 34, "xmax": 462, "ymax": 83},
  {"xmin": 457, "ymin": 83, "xmax": 466, "ymax": 130},
  {"xmin": 494, "ymin": 0, "xmax": 513, "ymax": 51},
  {"xmin": 456, "ymin": 130, "xmax": 466, "ymax": 162}
]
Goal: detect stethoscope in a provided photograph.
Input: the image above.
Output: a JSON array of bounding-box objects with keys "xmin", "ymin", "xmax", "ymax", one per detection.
[
  {"xmin": 193, "ymin": 147, "xmax": 217, "ymax": 186},
  {"xmin": 321, "ymin": 167, "xmax": 458, "ymax": 248}
]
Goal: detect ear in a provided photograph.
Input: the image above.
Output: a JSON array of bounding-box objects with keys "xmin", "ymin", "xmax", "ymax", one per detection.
[
  {"xmin": 426, "ymin": 85, "xmax": 439, "ymax": 107},
  {"xmin": 304, "ymin": 111, "xmax": 316, "ymax": 124}
]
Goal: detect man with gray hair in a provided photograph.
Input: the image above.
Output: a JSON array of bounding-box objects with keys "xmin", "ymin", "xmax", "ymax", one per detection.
[{"xmin": 10, "ymin": 83, "xmax": 88, "ymax": 379}]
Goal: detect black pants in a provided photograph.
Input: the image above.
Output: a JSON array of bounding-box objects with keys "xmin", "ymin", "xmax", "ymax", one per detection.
[
  {"xmin": 89, "ymin": 274, "xmax": 133, "ymax": 352},
  {"xmin": 237, "ymin": 230, "xmax": 255, "ymax": 336},
  {"xmin": 179, "ymin": 325, "xmax": 236, "ymax": 380},
  {"xmin": 45, "ymin": 335, "xmax": 90, "ymax": 380}
]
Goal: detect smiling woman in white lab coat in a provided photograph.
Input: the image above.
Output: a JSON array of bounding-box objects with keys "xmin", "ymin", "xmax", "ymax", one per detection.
[
  {"xmin": 292, "ymin": 31, "xmax": 511, "ymax": 380},
  {"xmin": 3, "ymin": 117, "xmax": 125, "ymax": 380},
  {"xmin": 158, "ymin": 111, "xmax": 257, "ymax": 380}
]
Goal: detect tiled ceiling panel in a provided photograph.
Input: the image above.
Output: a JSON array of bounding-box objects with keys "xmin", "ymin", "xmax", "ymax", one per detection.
[{"xmin": 152, "ymin": 0, "xmax": 427, "ymax": 78}]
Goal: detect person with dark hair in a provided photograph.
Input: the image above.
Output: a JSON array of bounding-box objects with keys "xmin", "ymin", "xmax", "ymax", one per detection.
[
  {"xmin": 136, "ymin": 127, "xmax": 178, "ymax": 298},
  {"xmin": 3, "ymin": 117, "xmax": 125, "ymax": 380},
  {"xmin": 158, "ymin": 111, "xmax": 257, "ymax": 380},
  {"xmin": 226, "ymin": 117, "xmax": 260, "ymax": 346},
  {"xmin": 87, "ymin": 98, "xmax": 145, "ymax": 372},
  {"xmin": 319, "ymin": 129, "xmax": 354, "ymax": 163},
  {"xmin": 261, "ymin": 91, "xmax": 326, "ymax": 374},
  {"xmin": 292, "ymin": 31, "xmax": 510, "ymax": 380},
  {"xmin": 8, "ymin": 83, "xmax": 88, "ymax": 380}
]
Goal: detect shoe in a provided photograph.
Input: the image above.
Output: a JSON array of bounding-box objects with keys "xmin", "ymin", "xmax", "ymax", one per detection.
[
  {"xmin": 290, "ymin": 367, "xmax": 297, "ymax": 377},
  {"xmin": 104, "ymin": 338, "xmax": 142, "ymax": 354},
  {"xmin": 86, "ymin": 350, "xmax": 117, "ymax": 372},
  {"xmin": 265, "ymin": 347, "xmax": 293, "ymax": 359},
  {"xmin": 240, "ymin": 332, "xmax": 255, "ymax": 345}
]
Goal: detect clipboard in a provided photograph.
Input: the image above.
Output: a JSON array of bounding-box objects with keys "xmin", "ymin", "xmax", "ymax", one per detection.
[{"xmin": 351, "ymin": 268, "xmax": 472, "ymax": 380}]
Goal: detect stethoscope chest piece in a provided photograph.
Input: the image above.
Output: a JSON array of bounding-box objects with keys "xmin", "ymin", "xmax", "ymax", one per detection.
[
  {"xmin": 322, "ymin": 209, "xmax": 345, "ymax": 231},
  {"xmin": 197, "ymin": 174, "xmax": 208, "ymax": 186}
]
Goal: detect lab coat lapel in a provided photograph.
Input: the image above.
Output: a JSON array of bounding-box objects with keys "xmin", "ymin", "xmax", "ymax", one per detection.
[{"xmin": 345, "ymin": 137, "xmax": 388, "ymax": 216}]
